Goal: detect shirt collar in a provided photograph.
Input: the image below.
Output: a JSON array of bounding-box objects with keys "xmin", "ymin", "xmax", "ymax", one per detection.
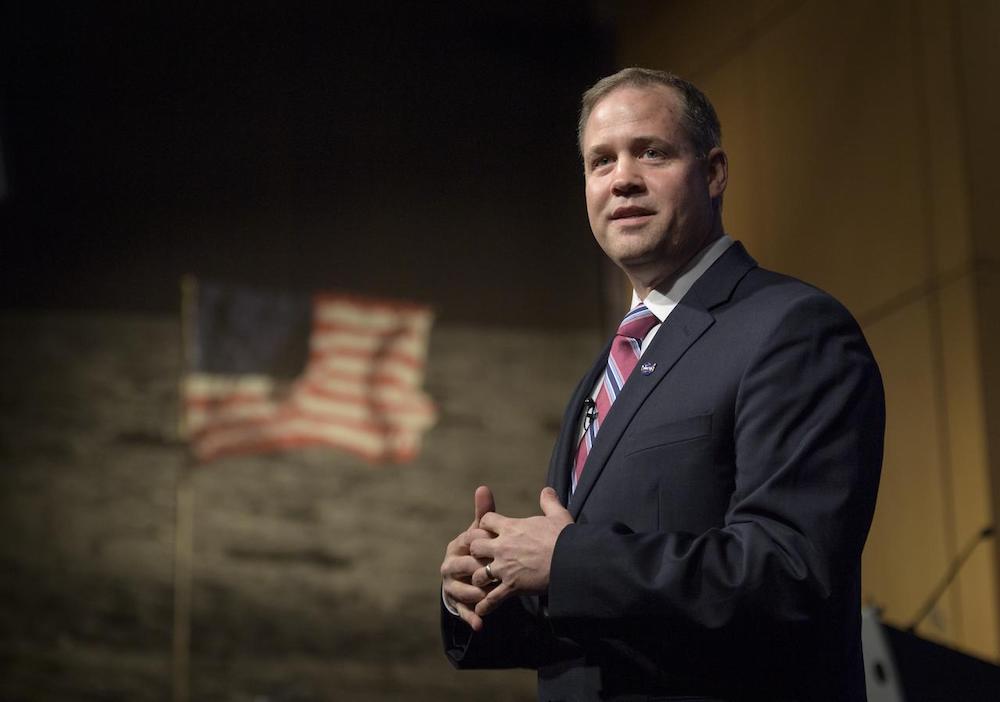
[{"xmin": 631, "ymin": 234, "xmax": 734, "ymax": 323}]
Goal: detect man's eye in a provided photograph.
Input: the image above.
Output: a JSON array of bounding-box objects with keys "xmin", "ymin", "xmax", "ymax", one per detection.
[
  {"xmin": 592, "ymin": 156, "xmax": 612, "ymax": 169},
  {"xmin": 642, "ymin": 148, "xmax": 664, "ymax": 159}
]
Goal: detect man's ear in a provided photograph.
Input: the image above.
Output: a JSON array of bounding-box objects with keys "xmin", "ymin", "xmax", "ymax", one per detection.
[{"xmin": 706, "ymin": 147, "xmax": 728, "ymax": 200}]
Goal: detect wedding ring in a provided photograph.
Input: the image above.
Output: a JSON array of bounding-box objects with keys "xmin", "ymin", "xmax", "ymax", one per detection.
[{"xmin": 485, "ymin": 562, "xmax": 500, "ymax": 584}]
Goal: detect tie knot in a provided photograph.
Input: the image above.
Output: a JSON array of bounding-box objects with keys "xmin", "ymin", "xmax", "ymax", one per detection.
[{"xmin": 617, "ymin": 304, "xmax": 659, "ymax": 342}]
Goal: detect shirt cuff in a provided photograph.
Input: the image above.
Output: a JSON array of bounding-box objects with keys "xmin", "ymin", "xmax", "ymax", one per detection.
[{"xmin": 442, "ymin": 585, "xmax": 461, "ymax": 616}]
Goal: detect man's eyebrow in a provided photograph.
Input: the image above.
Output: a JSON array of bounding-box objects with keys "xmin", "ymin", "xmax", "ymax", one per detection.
[
  {"xmin": 632, "ymin": 135, "xmax": 676, "ymax": 149},
  {"xmin": 586, "ymin": 135, "xmax": 676, "ymax": 152}
]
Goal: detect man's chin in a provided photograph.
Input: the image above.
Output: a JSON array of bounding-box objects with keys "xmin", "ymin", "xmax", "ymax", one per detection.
[{"xmin": 611, "ymin": 248, "xmax": 662, "ymax": 271}]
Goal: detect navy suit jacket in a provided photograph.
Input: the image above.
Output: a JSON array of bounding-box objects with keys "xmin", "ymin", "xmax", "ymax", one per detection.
[{"xmin": 443, "ymin": 242, "xmax": 885, "ymax": 701}]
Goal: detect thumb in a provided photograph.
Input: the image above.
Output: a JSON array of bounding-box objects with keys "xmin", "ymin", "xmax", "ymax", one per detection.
[
  {"xmin": 474, "ymin": 485, "xmax": 496, "ymax": 526},
  {"xmin": 539, "ymin": 487, "xmax": 569, "ymax": 518}
]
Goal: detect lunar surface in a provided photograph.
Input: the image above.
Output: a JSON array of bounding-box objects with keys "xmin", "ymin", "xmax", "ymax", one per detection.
[{"xmin": 0, "ymin": 310, "xmax": 601, "ymax": 701}]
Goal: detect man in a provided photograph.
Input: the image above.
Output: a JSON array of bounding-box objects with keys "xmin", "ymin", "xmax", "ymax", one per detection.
[{"xmin": 440, "ymin": 67, "xmax": 884, "ymax": 701}]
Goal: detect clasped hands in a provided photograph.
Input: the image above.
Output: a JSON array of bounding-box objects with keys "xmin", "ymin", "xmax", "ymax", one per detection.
[{"xmin": 440, "ymin": 485, "xmax": 573, "ymax": 632}]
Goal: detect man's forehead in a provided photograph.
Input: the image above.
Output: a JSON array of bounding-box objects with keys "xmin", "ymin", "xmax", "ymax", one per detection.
[{"xmin": 583, "ymin": 84, "xmax": 684, "ymax": 148}]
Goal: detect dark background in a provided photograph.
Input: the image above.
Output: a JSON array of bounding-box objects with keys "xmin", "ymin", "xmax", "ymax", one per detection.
[
  {"xmin": 0, "ymin": 5, "xmax": 617, "ymax": 699},
  {"xmin": 1, "ymin": 2, "xmax": 615, "ymax": 327}
]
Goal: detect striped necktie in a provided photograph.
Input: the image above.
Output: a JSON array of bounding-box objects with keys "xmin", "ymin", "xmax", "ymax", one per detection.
[{"xmin": 572, "ymin": 303, "xmax": 659, "ymax": 493}]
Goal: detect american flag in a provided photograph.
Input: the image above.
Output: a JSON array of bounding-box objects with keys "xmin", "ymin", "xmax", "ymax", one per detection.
[{"xmin": 181, "ymin": 281, "xmax": 437, "ymax": 462}]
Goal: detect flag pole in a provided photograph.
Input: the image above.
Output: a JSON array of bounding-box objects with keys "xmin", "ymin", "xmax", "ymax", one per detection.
[{"xmin": 173, "ymin": 275, "xmax": 198, "ymax": 702}]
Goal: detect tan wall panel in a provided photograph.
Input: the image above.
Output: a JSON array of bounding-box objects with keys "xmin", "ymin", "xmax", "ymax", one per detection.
[
  {"xmin": 914, "ymin": 0, "xmax": 973, "ymax": 275},
  {"xmin": 617, "ymin": 0, "xmax": 802, "ymax": 79},
  {"xmin": 738, "ymin": 0, "xmax": 929, "ymax": 317},
  {"xmin": 863, "ymin": 302, "xmax": 955, "ymax": 639},
  {"xmin": 956, "ymin": 0, "xmax": 1000, "ymax": 264},
  {"xmin": 976, "ymin": 266, "xmax": 1000, "ymax": 652},
  {"xmin": 692, "ymin": 63, "xmax": 763, "ymax": 252},
  {"xmin": 937, "ymin": 273, "xmax": 998, "ymax": 658},
  {"xmin": 956, "ymin": 0, "xmax": 1000, "ymax": 651}
]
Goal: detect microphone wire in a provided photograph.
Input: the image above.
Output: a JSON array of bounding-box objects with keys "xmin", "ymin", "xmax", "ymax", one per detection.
[{"xmin": 906, "ymin": 524, "xmax": 995, "ymax": 632}]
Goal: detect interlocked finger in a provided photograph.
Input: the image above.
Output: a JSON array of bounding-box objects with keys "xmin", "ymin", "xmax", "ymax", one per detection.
[{"xmin": 475, "ymin": 580, "xmax": 514, "ymax": 617}]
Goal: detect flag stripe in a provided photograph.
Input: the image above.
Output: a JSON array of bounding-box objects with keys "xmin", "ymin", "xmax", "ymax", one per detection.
[
  {"xmin": 308, "ymin": 346, "xmax": 426, "ymax": 370},
  {"xmin": 193, "ymin": 415, "xmax": 423, "ymax": 462},
  {"xmin": 183, "ymin": 290, "xmax": 436, "ymax": 463},
  {"xmin": 306, "ymin": 358, "xmax": 424, "ymax": 390},
  {"xmin": 312, "ymin": 319, "xmax": 428, "ymax": 342},
  {"xmin": 295, "ymin": 382, "xmax": 435, "ymax": 415},
  {"xmin": 191, "ymin": 409, "xmax": 426, "ymax": 442},
  {"xmin": 197, "ymin": 433, "xmax": 419, "ymax": 463}
]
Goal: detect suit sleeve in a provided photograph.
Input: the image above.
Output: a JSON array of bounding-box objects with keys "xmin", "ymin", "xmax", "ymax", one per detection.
[
  {"xmin": 546, "ymin": 292, "xmax": 884, "ymax": 633},
  {"xmin": 441, "ymin": 593, "xmax": 559, "ymax": 669}
]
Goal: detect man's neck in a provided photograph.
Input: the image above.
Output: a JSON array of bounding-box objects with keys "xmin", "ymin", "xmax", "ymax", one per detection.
[
  {"xmin": 629, "ymin": 230, "xmax": 726, "ymax": 299},
  {"xmin": 631, "ymin": 233, "xmax": 734, "ymax": 317}
]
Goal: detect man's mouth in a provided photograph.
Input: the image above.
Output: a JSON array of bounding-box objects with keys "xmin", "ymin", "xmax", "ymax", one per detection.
[{"xmin": 611, "ymin": 206, "xmax": 655, "ymax": 221}]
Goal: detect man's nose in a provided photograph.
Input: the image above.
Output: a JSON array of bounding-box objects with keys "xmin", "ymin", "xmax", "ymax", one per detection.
[{"xmin": 611, "ymin": 159, "xmax": 645, "ymax": 196}]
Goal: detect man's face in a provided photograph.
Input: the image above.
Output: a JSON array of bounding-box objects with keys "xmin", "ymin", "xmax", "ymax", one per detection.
[{"xmin": 582, "ymin": 85, "xmax": 725, "ymax": 294}]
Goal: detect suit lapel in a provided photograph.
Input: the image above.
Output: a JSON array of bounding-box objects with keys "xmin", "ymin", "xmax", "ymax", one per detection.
[
  {"xmin": 568, "ymin": 242, "xmax": 757, "ymax": 518},
  {"xmin": 568, "ymin": 303, "xmax": 713, "ymax": 516}
]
